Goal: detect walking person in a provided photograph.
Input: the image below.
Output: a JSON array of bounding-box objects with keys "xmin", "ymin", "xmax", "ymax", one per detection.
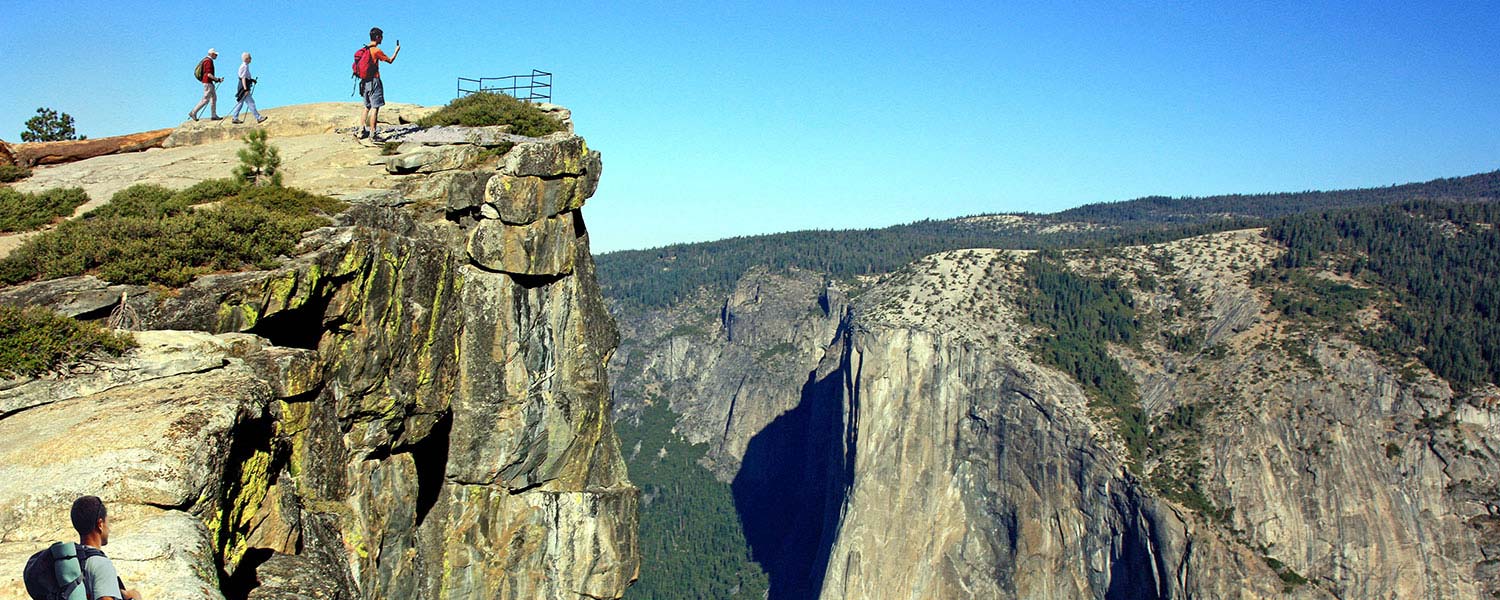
[
  {"xmin": 230, "ymin": 52, "xmax": 267, "ymax": 124},
  {"xmin": 357, "ymin": 27, "xmax": 400, "ymax": 141},
  {"xmin": 188, "ymin": 48, "xmax": 224, "ymax": 121}
]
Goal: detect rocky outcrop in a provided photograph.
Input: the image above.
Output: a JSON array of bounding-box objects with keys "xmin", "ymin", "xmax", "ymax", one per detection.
[{"xmin": 0, "ymin": 117, "xmax": 636, "ymax": 599}]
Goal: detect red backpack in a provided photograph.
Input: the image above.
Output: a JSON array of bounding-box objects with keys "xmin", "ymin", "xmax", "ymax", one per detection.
[{"xmin": 352, "ymin": 46, "xmax": 376, "ymax": 80}]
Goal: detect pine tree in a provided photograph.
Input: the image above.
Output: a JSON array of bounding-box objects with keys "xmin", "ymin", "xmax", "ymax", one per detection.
[
  {"xmin": 20, "ymin": 107, "xmax": 85, "ymax": 142},
  {"xmin": 234, "ymin": 129, "xmax": 283, "ymax": 187}
]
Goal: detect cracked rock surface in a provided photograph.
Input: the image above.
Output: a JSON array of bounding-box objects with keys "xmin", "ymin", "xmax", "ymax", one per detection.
[{"xmin": 0, "ymin": 106, "xmax": 634, "ymax": 600}]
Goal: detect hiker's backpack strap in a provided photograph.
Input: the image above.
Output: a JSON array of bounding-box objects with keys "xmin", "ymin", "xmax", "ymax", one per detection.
[{"xmin": 77, "ymin": 546, "xmax": 108, "ymax": 600}]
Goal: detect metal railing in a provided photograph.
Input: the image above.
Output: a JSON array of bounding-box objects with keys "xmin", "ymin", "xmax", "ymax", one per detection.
[{"xmin": 456, "ymin": 69, "xmax": 552, "ymax": 103}]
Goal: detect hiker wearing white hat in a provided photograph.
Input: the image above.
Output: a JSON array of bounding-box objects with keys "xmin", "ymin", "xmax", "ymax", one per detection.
[
  {"xmin": 189, "ymin": 48, "xmax": 225, "ymax": 121},
  {"xmin": 231, "ymin": 52, "xmax": 267, "ymax": 124}
]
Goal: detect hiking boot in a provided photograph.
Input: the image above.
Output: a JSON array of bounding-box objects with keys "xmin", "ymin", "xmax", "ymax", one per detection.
[
  {"xmin": 189, "ymin": 113, "xmax": 199, "ymax": 122},
  {"xmin": 231, "ymin": 118, "xmax": 243, "ymax": 124},
  {"xmin": 210, "ymin": 116, "xmax": 223, "ymax": 121},
  {"xmin": 371, "ymin": 134, "xmax": 386, "ymax": 143},
  {"xmin": 256, "ymin": 116, "xmax": 269, "ymax": 124}
]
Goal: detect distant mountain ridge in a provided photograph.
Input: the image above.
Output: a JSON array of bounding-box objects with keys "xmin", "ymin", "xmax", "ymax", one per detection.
[
  {"xmin": 1052, "ymin": 169, "xmax": 1500, "ymax": 223},
  {"xmin": 598, "ymin": 169, "xmax": 1500, "ymax": 308}
]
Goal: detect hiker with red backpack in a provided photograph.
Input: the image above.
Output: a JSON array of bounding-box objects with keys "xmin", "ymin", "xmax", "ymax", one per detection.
[
  {"xmin": 188, "ymin": 48, "xmax": 225, "ymax": 122},
  {"xmin": 22, "ymin": 496, "xmax": 141, "ymax": 600},
  {"xmin": 354, "ymin": 27, "xmax": 400, "ymax": 141}
]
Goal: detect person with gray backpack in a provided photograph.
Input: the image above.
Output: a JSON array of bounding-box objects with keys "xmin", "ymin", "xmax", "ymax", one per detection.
[{"xmin": 22, "ymin": 496, "xmax": 140, "ymax": 600}]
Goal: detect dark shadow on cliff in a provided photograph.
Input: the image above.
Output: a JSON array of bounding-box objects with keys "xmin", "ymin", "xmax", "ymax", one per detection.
[
  {"xmin": 247, "ymin": 288, "xmax": 336, "ymax": 350},
  {"xmin": 1104, "ymin": 493, "xmax": 1170, "ymax": 600},
  {"xmin": 732, "ymin": 338, "xmax": 856, "ymax": 599}
]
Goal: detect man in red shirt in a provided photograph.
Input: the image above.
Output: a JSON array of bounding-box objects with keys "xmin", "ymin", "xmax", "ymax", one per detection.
[
  {"xmin": 359, "ymin": 27, "xmax": 401, "ymax": 141},
  {"xmin": 189, "ymin": 48, "xmax": 225, "ymax": 121}
]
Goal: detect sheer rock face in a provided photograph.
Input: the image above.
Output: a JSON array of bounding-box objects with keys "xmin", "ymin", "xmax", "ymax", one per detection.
[
  {"xmin": 613, "ymin": 230, "xmax": 1498, "ymax": 598},
  {"xmin": 0, "ymin": 124, "xmax": 636, "ymax": 600},
  {"xmin": 609, "ymin": 267, "xmax": 849, "ymax": 479}
]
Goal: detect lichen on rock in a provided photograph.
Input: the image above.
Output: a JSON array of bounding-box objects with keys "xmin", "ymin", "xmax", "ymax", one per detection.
[{"xmin": 0, "ymin": 110, "xmax": 636, "ymax": 600}]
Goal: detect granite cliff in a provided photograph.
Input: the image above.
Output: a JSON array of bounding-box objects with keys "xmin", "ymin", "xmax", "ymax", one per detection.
[
  {"xmin": 0, "ymin": 103, "xmax": 638, "ymax": 599},
  {"xmin": 609, "ymin": 226, "xmax": 1500, "ymax": 598}
]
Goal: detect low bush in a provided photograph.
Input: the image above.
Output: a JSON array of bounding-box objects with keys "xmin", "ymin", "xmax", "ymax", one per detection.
[
  {"xmin": 0, "ymin": 164, "xmax": 32, "ymax": 183},
  {"xmin": 0, "ymin": 305, "xmax": 135, "ymax": 378},
  {"xmin": 0, "ymin": 182, "xmax": 344, "ymax": 287},
  {"xmin": 0, "ymin": 186, "xmax": 89, "ymax": 232},
  {"xmin": 416, "ymin": 92, "xmax": 564, "ymax": 137}
]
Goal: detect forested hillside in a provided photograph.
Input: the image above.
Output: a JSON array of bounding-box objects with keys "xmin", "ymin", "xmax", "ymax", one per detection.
[
  {"xmin": 598, "ymin": 170, "xmax": 1500, "ymax": 308},
  {"xmin": 1262, "ymin": 200, "xmax": 1500, "ymax": 391},
  {"xmin": 617, "ymin": 401, "xmax": 770, "ymax": 600}
]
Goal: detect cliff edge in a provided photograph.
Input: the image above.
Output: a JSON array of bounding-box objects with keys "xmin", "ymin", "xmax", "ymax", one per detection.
[{"xmin": 0, "ymin": 102, "xmax": 638, "ymax": 600}]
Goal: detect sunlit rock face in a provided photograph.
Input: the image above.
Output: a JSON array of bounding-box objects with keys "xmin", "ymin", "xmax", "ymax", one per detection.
[
  {"xmin": 0, "ymin": 112, "xmax": 637, "ymax": 600},
  {"xmin": 614, "ymin": 230, "xmax": 1499, "ymax": 599}
]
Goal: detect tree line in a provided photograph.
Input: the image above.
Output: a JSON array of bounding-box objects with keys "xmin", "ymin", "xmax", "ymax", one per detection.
[
  {"xmin": 598, "ymin": 171, "xmax": 1500, "ymax": 310},
  {"xmin": 1265, "ymin": 200, "xmax": 1500, "ymax": 391},
  {"xmin": 616, "ymin": 401, "xmax": 771, "ymax": 600}
]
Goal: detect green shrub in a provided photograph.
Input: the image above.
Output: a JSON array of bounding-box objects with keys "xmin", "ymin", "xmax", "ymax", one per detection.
[
  {"xmin": 87, "ymin": 179, "xmax": 246, "ymax": 222},
  {"xmin": 175, "ymin": 178, "xmax": 247, "ymax": 205},
  {"xmin": 0, "ymin": 305, "xmax": 135, "ymax": 378},
  {"xmin": 416, "ymin": 92, "xmax": 564, "ymax": 137},
  {"xmin": 85, "ymin": 184, "xmax": 184, "ymax": 220},
  {"xmin": 0, "ymin": 184, "xmax": 344, "ymax": 287},
  {"xmin": 0, "ymin": 164, "xmax": 32, "ymax": 183},
  {"xmin": 0, "ymin": 186, "xmax": 89, "ymax": 232}
]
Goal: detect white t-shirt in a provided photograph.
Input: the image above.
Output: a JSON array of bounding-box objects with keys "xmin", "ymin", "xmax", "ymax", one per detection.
[{"xmin": 238, "ymin": 62, "xmax": 251, "ymax": 81}]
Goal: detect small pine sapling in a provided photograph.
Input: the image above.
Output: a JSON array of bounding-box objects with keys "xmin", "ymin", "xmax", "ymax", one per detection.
[{"xmin": 234, "ymin": 129, "xmax": 283, "ymax": 187}]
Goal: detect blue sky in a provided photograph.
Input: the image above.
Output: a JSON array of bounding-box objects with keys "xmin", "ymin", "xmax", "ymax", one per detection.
[{"xmin": 2, "ymin": 1, "xmax": 1497, "ymax": 253}]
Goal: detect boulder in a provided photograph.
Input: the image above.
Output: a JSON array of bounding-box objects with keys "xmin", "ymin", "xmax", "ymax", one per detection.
[
  {"xmin": 0, "ymin": 331, "xmax": 247, "ymax": 418},
  {"xmin": 0, "ymin": 275, "xmax": 152, "ymax": 320},
  {"xmin": 444, "ymin": 171, "xmax": 496, "ymax": 212},
  {"xmin": 423, "ymin": 486, "xmax": 638, "ymax": 599},
  {"xmin": 483, "ymin": 174, "xmax": 588, "ymax": 225},
  {"xmin": 385, "ymin": 145, "xmax": 479, "ymax": 175},
  {"xmin": 249, "ymin": 553, "xmax": 353, "ymax": 600},
  {"xmin": 465, "ymin": 213, "xmax": 577, "ymax": 276},
  {"xmin": 535, "ymin": 104, "xmax": 574, "ymax": 133},
  {"xmin": 0, "ymin": 104, "xmax": 635, "ymax": 600},
  {"xmin": 501, "ymin": 134, "xmax": 591, "ymax": 177},
  {"xmin": 0, "ymin": 331, "xmax": 276, "ymax": 600}
]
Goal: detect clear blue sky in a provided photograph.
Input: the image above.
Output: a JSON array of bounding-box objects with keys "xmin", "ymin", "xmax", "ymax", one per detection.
[{"xmin": 2, "ymin": 1, "xmax": 1497, "ymax": 253}]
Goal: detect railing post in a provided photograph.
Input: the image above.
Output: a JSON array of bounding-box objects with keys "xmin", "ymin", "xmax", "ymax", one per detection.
[{"xmin": 454, "ymin": 70, "xmax": 553, "ymax": 103}]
